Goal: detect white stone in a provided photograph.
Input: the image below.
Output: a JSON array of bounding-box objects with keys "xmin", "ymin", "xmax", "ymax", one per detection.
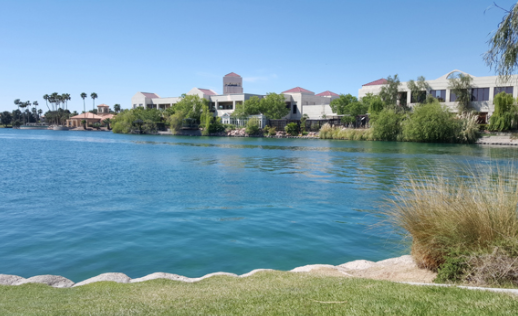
[
  {"xmin": 15, "ymin": 275, "xmax": 74, "ymax": 288},
  {"xmin": 73, "ymin": 273, "xmax": 131, "ymax": 287},
  {"xmin": 0, "ymin": 274, "xmax": 25, "ymax": 285}
]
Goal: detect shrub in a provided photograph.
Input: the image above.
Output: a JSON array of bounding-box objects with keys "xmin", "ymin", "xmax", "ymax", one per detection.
[
  {"xmin": 489, "ymin": 92, "xmax": 517, "ymax": 131},
  {"xmin": 208, "ymin": 117, "xmax": 225, "ymax": 133},
  {"xmin": 223, "ymin": 124, "xmax": 236, "ymax": 132},
  {"xmin": 371, "ymin": 109, "xmax": 403, "ymax": 141},
  {"xmin": 264, "ymin": 126, "xmax": 276, "ymax": 136},
  {"xmin": 319, "ymin": 123, "xmax": 333, "ymax": 139},
  {"xmin": 245, "ymin": 118, "xmax": 260, "ymax": 135},
  {"xmin": 285, "ymin": 122, "xmax": 299, "ymax": 136},
  {"xmin": 456, "ymin": 112, "xmax": 480, "ymax": 143},
  {"xmin": 402, "ymin": 102, "xmax": 459, "ymax": 142},
  {"xmin": 382, "ymin": 165, "xmax": 518, "ymax": 272}
]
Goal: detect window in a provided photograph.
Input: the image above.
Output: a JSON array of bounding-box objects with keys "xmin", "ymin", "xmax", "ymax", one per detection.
[
  {"xmin": 285, "ymin": 102, "xmax": 291, "ymax": 109},
  {"xmin": 293, "ymin": 104, "xmax": 297, "ymax": 114},
  {"xmin": 471, "ymin": 88, "xmax": 489, "ymax": 101},
  {"xmin": 450, "ymin": 90, "xmax": 467, "ymax": 102},
  {"xmin": 133, "ymin": 104, "xmax": 136, "ymax": 109},
  {"xmin": 494, "ymin": 86, "xmax": 513, "ymax": 96},
  {"xmin": 139, "ymin": 104, "xmax": 143, "ymax": 107},
  {"xmin": 411, "ymin": 91, "xmax": 426, "ymax": 103},
  {"xmin": 429, "ymin": 90, "xmax": 446, "ymax": 102}
]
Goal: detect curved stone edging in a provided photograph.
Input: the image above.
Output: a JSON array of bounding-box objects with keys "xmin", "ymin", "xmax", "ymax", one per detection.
[{"xmin": 1, "ymin": 255, "xmax": 515, "ymax": 295}]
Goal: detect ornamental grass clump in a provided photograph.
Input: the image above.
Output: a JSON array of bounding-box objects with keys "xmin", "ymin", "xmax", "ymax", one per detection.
[{"xmin": 383, "ymin": 165, "xmax": 518, "ymax": 280}]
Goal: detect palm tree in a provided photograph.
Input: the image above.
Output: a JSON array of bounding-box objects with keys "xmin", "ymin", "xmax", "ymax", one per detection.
[
  {"xmin": 32, "ymin": 101, "xmax": 38, "ymax": 121},
  {"xmin": 43, "ymin": 94, "xmax": 50, "ymax": 112},
  {"xmin": 50, "ymin": 92, "xmax": 59, "ymax": 111},
  {"xmin": 103, "ymin": 118, "xmax": 111, "ymax": 130},
  {"xmin": 19, "ymin": 101, "xmax": 29, "ymax": 124},
  {"xmin": 90, "ymin": 92, "xmax": 98, "ymax": 113},
  {"xmin": 62, "ymin": 93, "xmax": 70, "ymax": 110},
  {"xmin": 114, "ymin": 104, "xmax": 121, "ymax": 113},
  {"xmin": 80, "ymin": 92, "xmax": 87, "ymax": 123},
  {"xmin": 38, "ymin": 109, "xmax": 42, "ymax": 121}
]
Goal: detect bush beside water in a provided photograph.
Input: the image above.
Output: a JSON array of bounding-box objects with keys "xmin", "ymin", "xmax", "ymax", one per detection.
[
  {"xmin": 383, "ymin": 165, "xmax": 518, "ymax": 287},
  {"xmin": 321, "ymin": 101, "xmax": 480, "ymax": 143}
]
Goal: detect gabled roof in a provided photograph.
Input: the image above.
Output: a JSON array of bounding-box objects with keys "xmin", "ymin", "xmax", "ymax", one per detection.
[
  {"xmin": 316, "ymin": 90, "xmax": 340, "ymax": 97},
  {"xmin": 198, "ymin": 88, "xmax": 217, "ymax": 95},
  {"xmin": 282, "ymin": 87, "xmax": 315, "ymax": 94},
  {"xmin": 225, "ymin": 72, "xmax": 241, "ymax": 77},
  {"xmin": 362, "ymin": 79, "xmax": 388, "ymax": 86},
  {"xmin": 141, "ymin": 92, "xmax": 160, "ymax": 98}
]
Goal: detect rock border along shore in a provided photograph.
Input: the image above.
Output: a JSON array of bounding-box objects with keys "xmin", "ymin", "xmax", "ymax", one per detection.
[
  {"xmin": 1, "ymin": 255, "xmax": 517, "ymax": 295},
  {"xmin": 0, "ymin": 255, "xmax": 420, "ymax": 288}
]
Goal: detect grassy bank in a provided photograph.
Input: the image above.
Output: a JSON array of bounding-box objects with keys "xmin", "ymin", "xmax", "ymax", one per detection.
[{"xmin": 0, "ymin": 271, "xmax": 517, "ymax": 315}]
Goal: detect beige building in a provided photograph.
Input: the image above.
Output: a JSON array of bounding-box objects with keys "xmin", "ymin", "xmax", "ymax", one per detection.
[
  {"xmin": 131, "ymin": 72, "xmax": 340, "ymax": 119},
  {"xmin": 66, "ymin": 104, "xmax": 116, "ymax": 128},
  {"xmin": 358, "ymin": 69, "xmax": 518, "ymax": 119}
]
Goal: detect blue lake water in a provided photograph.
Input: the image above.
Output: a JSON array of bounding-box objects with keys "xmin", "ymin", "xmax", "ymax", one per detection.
[{"xmin": 0, "ymin": 129, "xmax": 517, "ymax": 282}]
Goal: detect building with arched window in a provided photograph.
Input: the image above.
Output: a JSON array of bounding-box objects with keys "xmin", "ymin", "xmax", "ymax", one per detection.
[{"xmin": 358, "ymin": 70, "xmax": 518, "ymax": 121}]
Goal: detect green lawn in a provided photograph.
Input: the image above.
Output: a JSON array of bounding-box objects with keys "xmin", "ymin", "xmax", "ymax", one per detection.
[{"xmin": 0, "ymin": 271, "xmax": 516, "ymax": 315}]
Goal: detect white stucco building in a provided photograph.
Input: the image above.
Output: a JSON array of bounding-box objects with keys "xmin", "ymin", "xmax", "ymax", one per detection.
[
  {"xmin": 131, "ymin": 72, "xmax": 340, "ymax": 119},
  {"xmin": 358, "ymin": 69, "xmax": 518, "ymax": 120}
]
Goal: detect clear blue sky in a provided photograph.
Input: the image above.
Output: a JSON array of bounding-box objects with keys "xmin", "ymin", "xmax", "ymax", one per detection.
[{"xmin": 0, "ymin": 0, "xmax": 516, "ymax": 113}]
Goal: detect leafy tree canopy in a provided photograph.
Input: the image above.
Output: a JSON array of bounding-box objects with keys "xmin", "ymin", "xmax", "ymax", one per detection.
[
  {"xmin": 447, "ymin": 74, "xmax": 473, "ymax": 112},
  {"xmin": 379, "ymin": 75, "xmax": 402, "ymax": 110},
  {"xmin": 489, "ymin": 92, "xmax": 518, "ymax": 131},
  {"xmin": 484, "ymin": 3, "xmax": 518, "ymax": 82},
  {"xmin": 260, "ymin": 93, "xmax": 289, "ymax": 119},
  {"xmin": 1, "ymin": 111, "xmax": 12, "ymax": 126},
  {"xmin": 407, "ymin": 76, "xmax": 430, "ymax": 103},
  {"xmin": 173, "ymin": 95, "xmax": 206, "ymax": 121},
  {"xmin": 330, "ymin": 94, "xmax": 358, "ymax": 114}
]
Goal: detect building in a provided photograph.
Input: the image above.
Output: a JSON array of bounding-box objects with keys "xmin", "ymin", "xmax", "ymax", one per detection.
[
  {"xmin": 131, "ymin": 73, "xmax": 340, "ymax": 119},
  {"xmin": 358, "ymin": 69, "xmax": 517, "ymax": 119},
  {"xmin": 66, "ymin": 104, "xmax": 116, "ymax": 128}
]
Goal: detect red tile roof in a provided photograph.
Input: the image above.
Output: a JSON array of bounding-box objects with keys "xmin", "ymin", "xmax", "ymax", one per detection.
[
  {"xmin": 97, "ymin": 104, "xmax": 109, "ymax": 107},
  {"xmin": 316, "ymin": 90, "xmax": 340, "ymax": 97},
  {"xmin": 141, "ymin": 92, "xmax": 160, "ymax": 98},
  {"xmin": 198, "ymin": 88, "xmax": 217, "ymax": 95},
  {"xmin": 282, "ymin": 87, "xmax": 314, "ymax": 94},
  {"xmin": 225, "ymin": 72, "xmax": 241, "ymax": 77},
  {"xmin": 362, "ymin": 79, "xmax": 388, "ymax": 86}
]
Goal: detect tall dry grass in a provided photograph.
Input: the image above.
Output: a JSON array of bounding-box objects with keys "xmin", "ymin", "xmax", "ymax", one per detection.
[
  {"xmin": 383, "ymin": 165, "xmax": 518, "ymax": 271},
  {"xmin": 319, "ymin": 124, "xmax": 374, "ymax": 141}
]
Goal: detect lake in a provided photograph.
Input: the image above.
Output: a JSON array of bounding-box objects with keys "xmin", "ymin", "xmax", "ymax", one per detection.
[{"xmin": 0, "ymin": 129, "xmax": 516, "ymax": 282}]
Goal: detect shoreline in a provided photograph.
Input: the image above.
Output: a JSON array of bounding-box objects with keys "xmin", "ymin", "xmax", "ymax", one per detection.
[
  {"xmin": 2, "ymin": 255, "xmax": 517, "ymax": 295},
  {"xmin": 0, "ymin": 255, "xmax": 436, "ymax": 288}
]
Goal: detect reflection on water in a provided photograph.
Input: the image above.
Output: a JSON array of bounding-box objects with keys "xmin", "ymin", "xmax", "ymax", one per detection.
[{"xmin": 0, "ymin": 129, "xmax": 516, "ymax": 282}]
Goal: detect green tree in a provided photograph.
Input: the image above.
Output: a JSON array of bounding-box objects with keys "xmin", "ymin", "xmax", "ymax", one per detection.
[
  {"xmin": 484, "ymin": 3, "xmax": 518, "ymax": 82},
  {"xmin": 114, "ymin": 104, "xmax": 121, "ymax": 113},
  {"xmin": 379, "ymin": 75, "xmax": 401, "ymax": 109},
  {"xmin": 260, "ymin": 93, "xmax": 288, "ymax": 119},
  {"xmin": 173, "ymin": 95, "xmax": 206, "ymax": 122},
  {"xmin": 241, "ymin": 96, "xmax": 263, "ymax": 116},
  {"xmin": 201, "ymin": 104, "xmax": 211, "ymax": 136},
  {"xmin": 407, "ymin": 76, "xmax": 430, "ymax": 104},
  {"xmin": 80, "ymin": 93, "xmax": 87, "ymax": 117},
  {"xmin": 341, "ymin": 101, "xmax": 368, "ymax": 127},
  {"xmin": 448, "ymin": 73, "xmax": 473, "ymax": 112},
  {"xmin": 330, "ymin": 94, "xmax": 358, "ymax": 114},
  {"xmin": 90, "ymin": 92, "xmax": 98, "ymax": 112},
  {"xmin": 372, "ymin": 109, "xmax": 403, "ymax": 141},
  {"xmin": 402, "ymin": 101, "xmax": 460, "ymax": 142},
  {"xmin": 363, "ymin": 93, "xmax": 384, "ymax": 114},
  {"xmin": 489, "ymin": 92, "xmax": 517, "ymax": 131},
  {"xmin": 43, "ymin": 94, "xmax": 50, "ymax": 112},
  {"xmin": 1, "ymin": 111, "xmax": 12, "ymax": 127}
]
